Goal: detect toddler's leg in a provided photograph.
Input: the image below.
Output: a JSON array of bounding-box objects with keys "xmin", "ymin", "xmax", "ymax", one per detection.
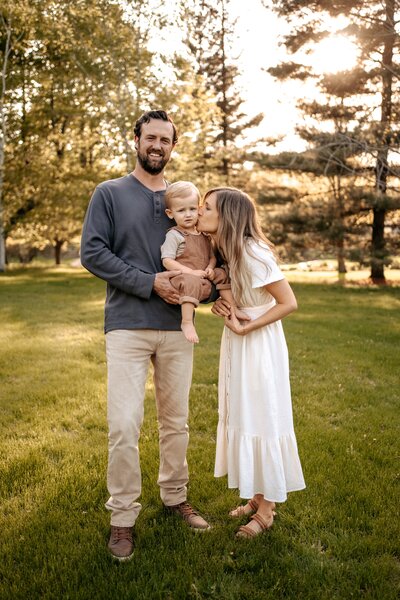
[
  {"xmin": 170, "ymin": 274, "xmax": 203, "ymax": 343},
  {"xmin": 213, "ymin": 269, "xmax": 248, "ymax": 320},
  {"xmin": 181, "ymin": 302, "xmax": 199, "ymax": 344}
]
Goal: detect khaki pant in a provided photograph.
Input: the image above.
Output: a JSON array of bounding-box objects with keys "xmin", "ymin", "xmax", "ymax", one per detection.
[{"xmin": 105, "ymin": 329, "xmax": 194, "ymax": 527}]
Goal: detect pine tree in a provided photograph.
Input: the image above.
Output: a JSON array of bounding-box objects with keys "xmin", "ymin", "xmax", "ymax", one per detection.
[
  {"xmin": 181, "ymin": 0, "xmax": 263, "ymax": 184},
  {"xmin": 267, "ymin": 0, "xmax": 400, "ymax": 283},
  {"xmin": 277, "ymin": 72, "xmax": 372, "ymax": 275}
]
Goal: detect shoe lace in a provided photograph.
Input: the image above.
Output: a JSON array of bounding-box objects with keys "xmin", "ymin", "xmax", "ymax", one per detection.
[
  {"xmin": 113, "ymin": 527, "xmax": 133, "ymax": 542},
  {"xmin": 177, "ymin": 502, "xmax": 198, "ymax": 516}
]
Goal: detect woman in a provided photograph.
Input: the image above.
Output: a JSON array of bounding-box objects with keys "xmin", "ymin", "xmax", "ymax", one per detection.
[{"xmin": 197, "ymin": 187, "xmax": 305, "ymax": 538}]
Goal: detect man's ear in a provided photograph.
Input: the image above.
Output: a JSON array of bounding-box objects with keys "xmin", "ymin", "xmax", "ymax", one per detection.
[{"xmin": 165, "ymin": 208, "xmax": 174, "ymax": 220}]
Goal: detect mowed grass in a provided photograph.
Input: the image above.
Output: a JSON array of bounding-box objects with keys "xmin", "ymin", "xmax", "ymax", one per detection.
[{"xmin": 0, "ymin": 266, "xmax": 399, "ymax": 600}]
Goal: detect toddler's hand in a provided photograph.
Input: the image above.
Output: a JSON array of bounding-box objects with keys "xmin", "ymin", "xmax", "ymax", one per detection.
[
  {"xmin": 205, "ymin": 267, "xmax": 215, "ymax": 280},
  {"xmin": 191, "ymin": 269, "xmax": 207, "ymax": 278}
]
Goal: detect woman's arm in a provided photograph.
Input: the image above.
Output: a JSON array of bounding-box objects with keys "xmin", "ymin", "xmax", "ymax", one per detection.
[{"xmin": 224, "ymin": 279, "xmax": 297, "ymax": 335}]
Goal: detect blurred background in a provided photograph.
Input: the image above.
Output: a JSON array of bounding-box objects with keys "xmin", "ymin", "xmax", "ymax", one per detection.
[{"xmin": 1, "ymin": 0, "xmax": 399, "ymax": 283}]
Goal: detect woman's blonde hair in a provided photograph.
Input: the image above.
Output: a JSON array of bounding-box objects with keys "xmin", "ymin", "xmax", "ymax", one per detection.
[
  {"xmin": 165, "ymin": 181, "xmax": 200, "ymax": 208},
  {"xmin": 203, "ymin": 187, "xmax": 276, "ymax": 302}
]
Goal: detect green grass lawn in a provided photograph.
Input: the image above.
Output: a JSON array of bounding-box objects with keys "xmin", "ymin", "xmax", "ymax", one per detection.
[{"xmin": 0, "ymin": 266, "xmax": 399, "ymax": 600}]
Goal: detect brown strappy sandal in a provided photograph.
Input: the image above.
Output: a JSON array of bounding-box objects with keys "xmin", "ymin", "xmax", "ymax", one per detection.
[
  {"xmin": 235, "ymin": 510, "xmax": 276, "ymax": 538},
  {"xmin": 229, "ymin": 498, "xmax": 259, "ymax": 518}
]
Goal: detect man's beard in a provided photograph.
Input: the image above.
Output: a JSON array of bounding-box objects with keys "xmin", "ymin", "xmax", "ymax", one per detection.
[{"xmin": 136, "ymin": 148, "xmax": 169, "ymax": 175}]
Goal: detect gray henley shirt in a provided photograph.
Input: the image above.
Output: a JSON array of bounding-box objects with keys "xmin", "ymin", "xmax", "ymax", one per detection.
[{"xmin": 80, "ymin": 174, "xmax": 181, "ymax": 333}]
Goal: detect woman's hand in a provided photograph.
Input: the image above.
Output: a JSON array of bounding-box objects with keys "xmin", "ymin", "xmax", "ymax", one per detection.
[
  {"xmin": 224, "ymin": 309, "xmax": 247, "ymax": 335},
  {"xmin": 212, "ymin": 298, "xmax": 251, "ymax": 322}
]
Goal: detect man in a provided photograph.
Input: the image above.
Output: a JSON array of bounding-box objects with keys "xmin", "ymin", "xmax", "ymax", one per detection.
[{"xmin": 81, "ymin": 110, "xmax": 210, "ymax": 562}]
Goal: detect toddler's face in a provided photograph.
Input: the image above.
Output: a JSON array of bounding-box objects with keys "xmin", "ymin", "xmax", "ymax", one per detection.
[{"xmin": 165, "ymin": 192, "xmax": 199, "ymax": 230}]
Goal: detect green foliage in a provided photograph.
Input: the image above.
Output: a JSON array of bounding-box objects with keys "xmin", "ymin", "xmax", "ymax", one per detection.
[
  {"xmin": 163, "ymin": 56, "xmax": 224, "ymax": 190},
  {"xmin": 0, "ymin": 267, "xmax": 399, "ymax": 599},
  {"xmin": 2, "ymin": 0, "xmax": 268, "ymax": 260},
  {"xmin": 0, "ymin": 0, "xmax": 168, "ymax": 259}
]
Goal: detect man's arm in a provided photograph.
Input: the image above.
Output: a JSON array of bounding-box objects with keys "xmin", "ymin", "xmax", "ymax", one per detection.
[{"xmin": 81, "ymin": 186, "xmax": 180, "ymax": 302}]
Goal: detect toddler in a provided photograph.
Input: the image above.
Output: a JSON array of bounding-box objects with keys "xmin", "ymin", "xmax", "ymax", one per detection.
[{"xmin": 161, "ymin": 181, "xmax": 242, "ymax": 343}]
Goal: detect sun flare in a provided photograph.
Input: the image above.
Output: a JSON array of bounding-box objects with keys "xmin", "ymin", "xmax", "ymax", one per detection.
[{"xmin": 311, "ymin": 35, "xmax": 359, "ymax": 74}]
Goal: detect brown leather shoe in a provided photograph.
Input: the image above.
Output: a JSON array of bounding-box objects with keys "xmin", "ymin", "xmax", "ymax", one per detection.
[
  {"xmin": 108, "ymin": 525, "xmax": 134, "ymax": 560},
  {"xmin": 166, "ymin": 501, "xmax": 211, "ymax": 530}
]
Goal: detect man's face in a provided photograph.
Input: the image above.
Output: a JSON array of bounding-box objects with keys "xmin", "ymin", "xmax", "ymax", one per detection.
[{"xmin": 135, "ymin": 119, "xmax": 175, "ymax": 175}]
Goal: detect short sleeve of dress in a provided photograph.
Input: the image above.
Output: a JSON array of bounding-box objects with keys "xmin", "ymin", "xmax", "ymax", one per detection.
[
  {"xmin": 161, "ymin": 229, "xmax": 185, "ymax": 259},
  {"xmin": 246, "ymin": 241, "xmax": 284, "ymax": 288}
]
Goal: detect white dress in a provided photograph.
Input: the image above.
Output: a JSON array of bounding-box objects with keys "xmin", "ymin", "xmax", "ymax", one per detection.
[{"xmin": 214, "ymin": 240, "xmax": 306, "ymax": 502}]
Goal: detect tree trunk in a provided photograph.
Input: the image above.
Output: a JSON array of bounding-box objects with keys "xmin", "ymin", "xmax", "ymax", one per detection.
[
  {"xmin": 337, "ymin": 238, "xmax": 347, "ymax": 274},
  {"xmin": 334, "ymin": 176, "xmax": 347, "ymax": 276},
  {"xmin": 371, "ymin": 207, "xmax": 386, "ymax": 283},
  {"xmin": 117, "ymin": 82, "xmax": 133, "ymax": 172},
  {"xmin": 220, "ymin": 2, "xmax": 230, "ymax": 184},
  {"xmin": 0, "ymin": 232, "xmax": 5, "ymax": 272},
  {"xmin": 0, "ymin": 16, "xmax": 12, "ymax": 273},
  {"xmin": 54, "ymin": 239, "xmax": 64, "ymax": 265},
  {"xmin": 371, "ymin": 0, "xmax": 394, "ymax": 284}
]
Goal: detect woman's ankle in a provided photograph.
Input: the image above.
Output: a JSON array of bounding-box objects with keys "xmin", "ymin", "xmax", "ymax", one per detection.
[{"xmin": 256, "ymin": 497, "xmax": 276, "ymax": 514}]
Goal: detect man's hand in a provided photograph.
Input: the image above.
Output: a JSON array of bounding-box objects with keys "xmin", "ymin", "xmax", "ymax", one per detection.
[
  {"xmin": 153, "ymin": 271, "xmax": 181, "ymax": 304},
  {"xmin": 211, "ymin": 297, "xmax": 232, "ymax": 318}
]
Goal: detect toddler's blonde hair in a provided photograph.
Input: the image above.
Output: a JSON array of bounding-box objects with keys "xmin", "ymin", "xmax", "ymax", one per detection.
[{"xmin": 165, "ymin": 181, "xmax": 200, "ymax": 208}]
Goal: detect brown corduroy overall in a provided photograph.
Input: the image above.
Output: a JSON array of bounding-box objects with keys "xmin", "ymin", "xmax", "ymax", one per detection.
[{"xmin": 169, "ymin": 229, "xmax": 229, "ymax": 306}]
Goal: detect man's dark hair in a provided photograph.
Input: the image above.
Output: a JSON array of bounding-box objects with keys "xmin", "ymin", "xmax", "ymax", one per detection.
[{"xmin": 134, "ymin": 110, "xmax": 178, "ymax": 144}]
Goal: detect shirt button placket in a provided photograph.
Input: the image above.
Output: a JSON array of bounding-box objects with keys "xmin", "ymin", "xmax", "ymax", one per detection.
[{"xmin": 154, "ymin": 193, "xmax": 161, "ymax": 224}]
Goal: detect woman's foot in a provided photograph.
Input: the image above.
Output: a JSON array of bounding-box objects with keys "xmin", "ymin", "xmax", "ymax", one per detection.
[
  {"xmin": 181, "ymin": 320, "xmax": 199, "ymax": 344},
  {"xmin": 229, "ymin": 497, "xmax": 259, "ymax": 518},
  {"xmin": 235, "ymin": 500, "xmax": 276, "ymax": 538}
]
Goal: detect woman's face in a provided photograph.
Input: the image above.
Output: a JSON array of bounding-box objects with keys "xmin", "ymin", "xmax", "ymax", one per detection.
[{"xmin": 197, "ymin": 193, "xmax": 219, "ymax": 234}]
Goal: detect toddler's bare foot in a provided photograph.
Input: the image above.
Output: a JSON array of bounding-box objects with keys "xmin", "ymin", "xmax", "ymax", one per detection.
[{"xmin": 181, "ymin": 321, "xmax": 199, "ymax": 344}]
